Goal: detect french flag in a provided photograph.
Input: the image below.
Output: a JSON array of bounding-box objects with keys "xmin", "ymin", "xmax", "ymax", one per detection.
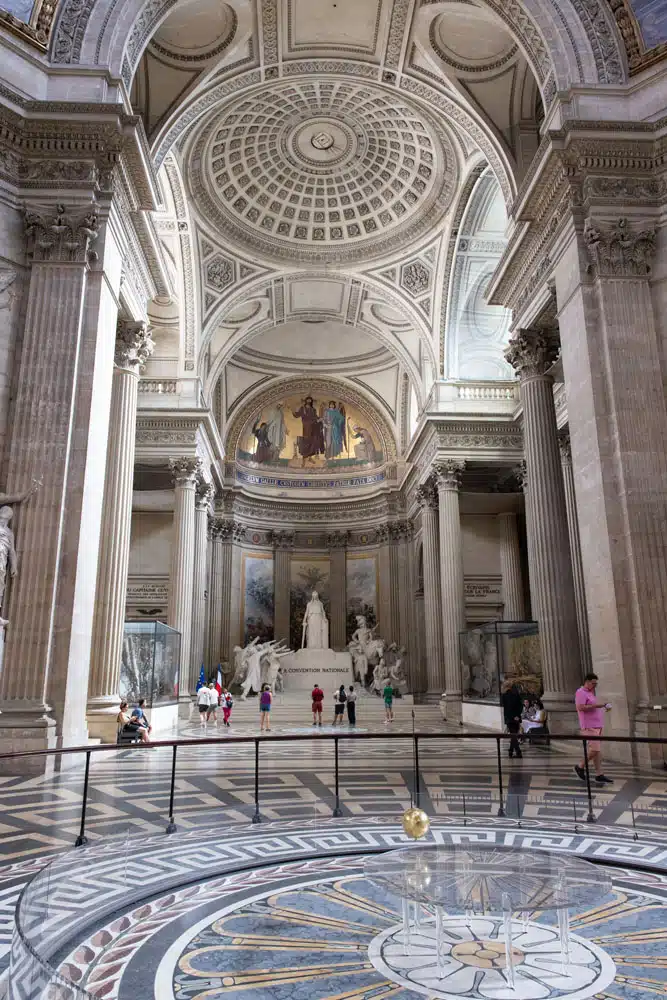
[{"xmin": 215, "ymin": 665, "xmax": 223, "ymax": 697}]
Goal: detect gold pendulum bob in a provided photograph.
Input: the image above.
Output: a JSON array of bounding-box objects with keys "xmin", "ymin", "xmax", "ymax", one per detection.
[{"xmin": 402, "ymin": 806, "xmax": 430, "ymax": 840}]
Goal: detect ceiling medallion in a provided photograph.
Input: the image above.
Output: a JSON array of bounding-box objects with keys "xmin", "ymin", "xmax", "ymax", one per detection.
[{"xmin": 193, "ymin": 79, "xmax": 458, "ymax": 262}]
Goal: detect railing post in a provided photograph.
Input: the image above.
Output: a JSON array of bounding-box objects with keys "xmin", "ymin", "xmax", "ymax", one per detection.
[
  {"xmin": 496, "ymin": 737, "xmax": 505, "ymax": 817},
  {"xmin": 166, "ymin": 744, "xmax": 178, "ymax": 834},
  {"xmin": 333, "ymin": 736, "xmax": 342, "ymax": 817},
  {"xmin": 252, "ymin": 738, "xmax": 261, "ymax": 824},
  {"xmin": 75, "ymin": 750, "xmax": 91, "ymax": 847},
  {"xmin": 582, "ymin": 738, "xmax": 596, "ymax": 823},
  {"xmin": 414, "ymin": 734, "xmax": 420, "ymax": 808}
]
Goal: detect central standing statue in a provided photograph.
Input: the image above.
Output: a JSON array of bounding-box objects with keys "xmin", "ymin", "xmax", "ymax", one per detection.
[{"xmin": 301, "ymin": 590, "xmax": 329, "ymax": 649}]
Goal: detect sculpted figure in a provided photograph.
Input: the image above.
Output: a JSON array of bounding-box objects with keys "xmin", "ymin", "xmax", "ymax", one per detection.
[
  {"xmin": 0, "ymin": 479, "xmax": 41, "ymax": 618},
  {"xmin": 301, "ymin": 590, "xmax": 329, "ymax": 649},
  {"xmin": 241, "ymin": 641, "xmax": 266, "ymax": 699}
]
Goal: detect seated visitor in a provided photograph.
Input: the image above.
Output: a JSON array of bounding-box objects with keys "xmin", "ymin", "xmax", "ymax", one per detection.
[
  {"xmin": 521, "ymin": 699, "xmax": 547, "ymax": 734},
  {"xmin": 117, "ymin": 701, "xmax": 149, "ymax": 743},
  {"xmin": 131, "ymin": 699, "xmax": 152, "ymax": 735}
]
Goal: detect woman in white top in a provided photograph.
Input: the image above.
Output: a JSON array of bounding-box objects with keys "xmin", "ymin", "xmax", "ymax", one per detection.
[{"xmin": 521, "ymin": 699, "xmax": 547, "ymax": 734}]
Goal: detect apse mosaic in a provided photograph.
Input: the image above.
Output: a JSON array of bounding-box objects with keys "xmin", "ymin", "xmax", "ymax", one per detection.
[
  {"xmin": 237, "ymin": 392, "xmax": 383, "ymax": 474},
  {"xmin": 241, "ymin": 552, "xmax": 274, "ymax": 644}
]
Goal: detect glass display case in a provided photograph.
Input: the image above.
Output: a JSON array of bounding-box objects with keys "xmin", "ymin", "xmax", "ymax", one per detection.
[
  {"xmin": 120, "ymin": 621, "xmax": 181, "ymax": 708},
  {"xmin": 460, "ymin": 620, "xmax": 542, "ymax": 704}
]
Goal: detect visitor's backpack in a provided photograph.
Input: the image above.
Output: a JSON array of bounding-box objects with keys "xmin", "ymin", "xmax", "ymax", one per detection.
[
  {"xmin": 260, "ymin": 690, "xmax": 271, "ymax": 708},
  {"xmin": 339, "ymin": 688, "xmax": 347, "ymax": 703}
]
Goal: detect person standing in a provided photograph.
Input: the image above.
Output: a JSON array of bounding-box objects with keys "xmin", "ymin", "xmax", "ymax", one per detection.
[
  {"xmin": 206, "ymin": 682, "xmax": 219, "ymax": 725},
  {"xmin": 221, "ymin": 688, "xmax": 233, "ymax": 727},
  {"xmin": 501, "ymin": 680, "xmax": 523, "ymax": 758},
  {"xmin": 197, "ymin": 684, "xmax": 210, "ymax": 729},
  {"xmin": 311, "ymin": 682, "xmax": 324, "ymax": 726},
  {"xmin": 259, "ymin": 683, "xmax": 272, "ymax": 731},
  {"xmin": 575, "ymin": 672, "xmax": 613, "ymax": 784},
  {"xmin": 383, "ymin": 681, "xmax": 394, "ymax": 723},
  {"xmin": 333, "ymin": 685, "xmax": 346, "ymax": 726},
  {"xmin": 346, "ymin": 685, "xmax": 357, "ymax": 726}
]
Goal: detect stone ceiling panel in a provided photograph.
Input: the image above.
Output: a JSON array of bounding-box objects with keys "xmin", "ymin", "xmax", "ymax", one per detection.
[{"xmin": 187, "ymin": 76, "xmax": 459, "ymax": 264}]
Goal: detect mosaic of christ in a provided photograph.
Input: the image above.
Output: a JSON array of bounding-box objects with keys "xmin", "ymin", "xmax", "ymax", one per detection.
[{"xmin": 237, "ymin": 393, "xmax": 384, "ymax": 471}]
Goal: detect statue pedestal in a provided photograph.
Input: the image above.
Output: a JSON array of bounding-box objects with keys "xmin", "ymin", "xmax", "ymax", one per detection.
[{"xmin": 280, "ymin": 649, "xmax": 354, "ymax": 692}]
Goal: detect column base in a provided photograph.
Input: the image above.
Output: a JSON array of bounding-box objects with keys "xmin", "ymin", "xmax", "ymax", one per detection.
[
  {"xmin": 541, "ymin": 695, "xmax": 579, "ymax": 734},
  {"xmin": 178, "ymin": 694, "xmax": 194, "ymax": 720},
  {"xmin": 86, "ymin": 699, "xmax": 121, "ymax": 744},
  {"xmin": 0, "ymin": 702, "xmax": 57, "ymax": 774}
]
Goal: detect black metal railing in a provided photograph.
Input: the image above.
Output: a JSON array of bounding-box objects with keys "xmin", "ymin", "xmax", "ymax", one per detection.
[{"xmin": 1, "ymin": 730, "xmax": 666, "ymax": 847}]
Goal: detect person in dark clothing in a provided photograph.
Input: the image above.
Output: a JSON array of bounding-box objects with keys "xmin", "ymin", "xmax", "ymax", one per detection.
[
  {"xmin": 346, "ymin": 685, "xmax": 357, "ymax": 726},
  {"xmin": 501, "ymin": 681, "xmax": 523, "ymax": 758}
]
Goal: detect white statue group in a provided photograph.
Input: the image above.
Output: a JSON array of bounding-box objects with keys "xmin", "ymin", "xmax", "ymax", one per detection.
[
  {"xmin": 347, "ymin": 614, "xmax": 407, "ymax": 694},
  {"xmin": 231, "ymin": 638, "xmax": 291, "ymax": 699}
]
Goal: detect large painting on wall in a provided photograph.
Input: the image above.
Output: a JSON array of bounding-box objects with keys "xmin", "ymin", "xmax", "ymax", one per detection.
[
  {"xmin": 241, "ymin": 552, "xmax": 274, "ymax": 644},
  {"xmin": 290, "ymin": 557, "xmax": 330, "ymax": 650},
  {"xmin": 237, "ymin": 393, "xmax": 384, "ymax": 473},
  {"xmin": 346, "ymin": 554, "xmax": 378, "ymax": 641}
]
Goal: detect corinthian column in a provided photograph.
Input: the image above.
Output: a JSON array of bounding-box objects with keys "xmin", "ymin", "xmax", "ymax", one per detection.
[
  {"xmin": 498, "ymin": 512, "xmax": 525, "ymax": 620},
  {"xmin": 505, "ymin": 330, "xmax": 581, "ymax": 713},
  {"xmin": 416, "ymin": 482, "xmax": 444, "ymax": 694},
  {"xmin": 559, "ymin": 430, "xmax": 592, "ymax": 675},
  {"xmin": 327, "ymin": 531, "xmax": 347, "ymax": 649},
  {"xmin": 190, "ymin": 479, "xmax": 214, "ymax": 695},
  {"xmin": 273, "ymin": 530, "xmax": 294, "ymax": 644},
  {"xmin": 207, "ymin": 519, "xmax": 233, "ymax": 669},
  {"xmin": 434, "ymin": 461, "xmax": 466, "ymax": 704},
  {"xmin": 87, "ymin": 320, "xmax": 154, "ymax": 740},
  {"xmin": 168, "ymin": 457, "xmax": 201, "ymax": 693}
]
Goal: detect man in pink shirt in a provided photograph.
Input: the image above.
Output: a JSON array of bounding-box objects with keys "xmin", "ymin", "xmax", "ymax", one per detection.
[{"xmin": 574, "ymin": 672, "xmax": 613, "ymax": 784}]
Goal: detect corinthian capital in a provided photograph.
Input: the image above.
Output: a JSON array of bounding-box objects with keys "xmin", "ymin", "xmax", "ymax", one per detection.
[
  {"xmin": 504, "ymin": 329, "xmax": 559, "ymax": 380},
  {"xmin": 169, "ymin": 456, "xmax": 202, "ymax": 487},
  {"xmin": 326, "ymin": 530, "xmax": 348, "ymax": 549},
  {"xmin": 115, "ymin": 319, "xmax": 154, "ymax": 371},
  {"xmin": 434, "ymin": 459, "xmax": 466, "ymax": 492},
  {"xmin": 195, "ymin": 478, "xmax": 215, "ymax": 512},
  {"xmin": 558, "ymin": 429, "xmax": 572, "ymax": 464},
  {"xmin": 273, "ymin": 529, "xmax": 296, "ymax": 549},
  {"xmin": 25, "ymin": 203, "xmax": 99, "ymax": 264},
  {"xmin": 416, "ymin": 481, "xmax": 438, "ymax": 511},
  {"xmin": 584, "ymin": 217, "xmax": 656, "ymax": 278}
]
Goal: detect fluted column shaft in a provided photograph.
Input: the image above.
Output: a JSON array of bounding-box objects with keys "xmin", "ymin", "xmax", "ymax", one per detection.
[
  {"xmin": 559, "ymin": 434, "xmax": 592, "ymax": 675},
  {"xmin": 274, "ymin": 533, "xmax": 293, "ymax": 643},
  {"xmin": 328, "ymin": 532, "xmax": 347, "ymax": 649},
  {"xmin": 506, "ymin": 331, "xmax": 581, "ymax": 707},
  {"xmin": 168, "ymin": 458, "xmax": 201, "ymax": 692},
  {"xmin": 0, "ymin": 202, "xmax": 121, "ymax": 751},
  {"xmin": 417, "ymin": 483, "xmax": 444, "ymax": 694},
  {"xmin": 498, "ymin": 512, "xmax": 525, "ymax": 621},
  {"xmin": 87, "ymin": 321, "xmax": 154, "ymax": 738},
  {"xmin": 435, "ymin": 462, "xmax": 466, "ymax": 701},
  {"xmin": 190, "ymin": 482, "xmax": 213, "ymax": 694},
  {"xmin": 207, "ymin": 521, "xmax": 232, "ymax": 668}
]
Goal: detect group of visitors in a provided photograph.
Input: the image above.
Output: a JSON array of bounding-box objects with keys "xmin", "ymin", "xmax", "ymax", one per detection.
[
  {"xmin": 328, "ymin": 684, "xmax": 357, "ymax": 726},
  {"xmin": 117, "ymin": 699, "xmax": 152, "ymax": 743},
  {"xmin": 197, "ymin": 681, "xmax": 234, "ymax": 728},
  {"xmin": 502, "ymin": 671, "xmax": 614, "ymax": 783}
]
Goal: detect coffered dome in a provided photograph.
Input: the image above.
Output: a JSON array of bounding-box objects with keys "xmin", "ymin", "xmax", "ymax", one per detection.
[{"xmin": 188, "ymin": 78, "xmax": 459, "ymax": 264}]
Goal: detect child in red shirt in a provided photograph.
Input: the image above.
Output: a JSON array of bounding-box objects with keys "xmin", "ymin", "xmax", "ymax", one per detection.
[{"xmin": 311, "ymin": 684, "xmax": 324, "ymax": 726}]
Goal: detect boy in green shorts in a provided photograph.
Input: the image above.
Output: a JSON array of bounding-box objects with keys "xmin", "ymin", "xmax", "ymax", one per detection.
[{"xmin": 383, "ymin": 682, "xmax": 394, "ymax": 723}]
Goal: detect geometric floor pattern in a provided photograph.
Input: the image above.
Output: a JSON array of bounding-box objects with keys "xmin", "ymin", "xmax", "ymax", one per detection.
[
  {"xmin": 2, "ymin": 707, "xmax": 667, "ymax": 993},
  {"xmin": 22, "ymin": 821, "xmax": 667, "ymax": 1000}
]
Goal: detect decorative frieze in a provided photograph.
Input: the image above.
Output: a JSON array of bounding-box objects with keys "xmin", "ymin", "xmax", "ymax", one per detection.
[
  {"xmin": 584, "ymin": 217, "xmax": 656, "ymax": 278},
  {"xmin": 25, "ymin": 203, "xmax": 99, "ymax": 264},
  {"xmin": 114, "ymin": 320, "xmax": 154, "ymax": 372}
]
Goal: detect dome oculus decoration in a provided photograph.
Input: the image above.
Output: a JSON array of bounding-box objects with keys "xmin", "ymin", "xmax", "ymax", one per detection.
[{"xmin": 191, "ymin": 80, "xmax": 458, "ymax": 262}]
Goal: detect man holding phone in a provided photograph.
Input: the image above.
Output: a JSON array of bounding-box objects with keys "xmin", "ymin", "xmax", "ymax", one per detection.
[{"xmin": 574, "ymin": 672, "xmax": 613, "ymax": 784}]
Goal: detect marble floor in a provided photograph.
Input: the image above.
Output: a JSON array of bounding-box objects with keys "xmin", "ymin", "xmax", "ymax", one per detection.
[{"xmin": 1, "ymin": 704, "xmax": 667, "ymax": 996}]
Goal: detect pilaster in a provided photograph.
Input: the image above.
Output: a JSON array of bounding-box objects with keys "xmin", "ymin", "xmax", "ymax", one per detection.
[
  {"xmin": 558, "ymin": 430, "xmax": 592, "ymax": 675},
  {"xmin": 190, "ymin": 478, "xmax": 214, "ymax": 696},
  {"xmin": 87, "ymin": 320, "xmax": 154, "ymax": 741},
  {"xmin": 327, "ymin": 531, "xmax": 348, "ymax": 650},
  {"xmin": 273, "ymin": 530, "xmax": 295, "ymax": 644},
  {"xmin": 207, "ymin": 519, "xmax": 233, "ymax": 670},
  {"xmin": 497, "ymin": 512, "xmax": 525, "ymax": 621}
]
